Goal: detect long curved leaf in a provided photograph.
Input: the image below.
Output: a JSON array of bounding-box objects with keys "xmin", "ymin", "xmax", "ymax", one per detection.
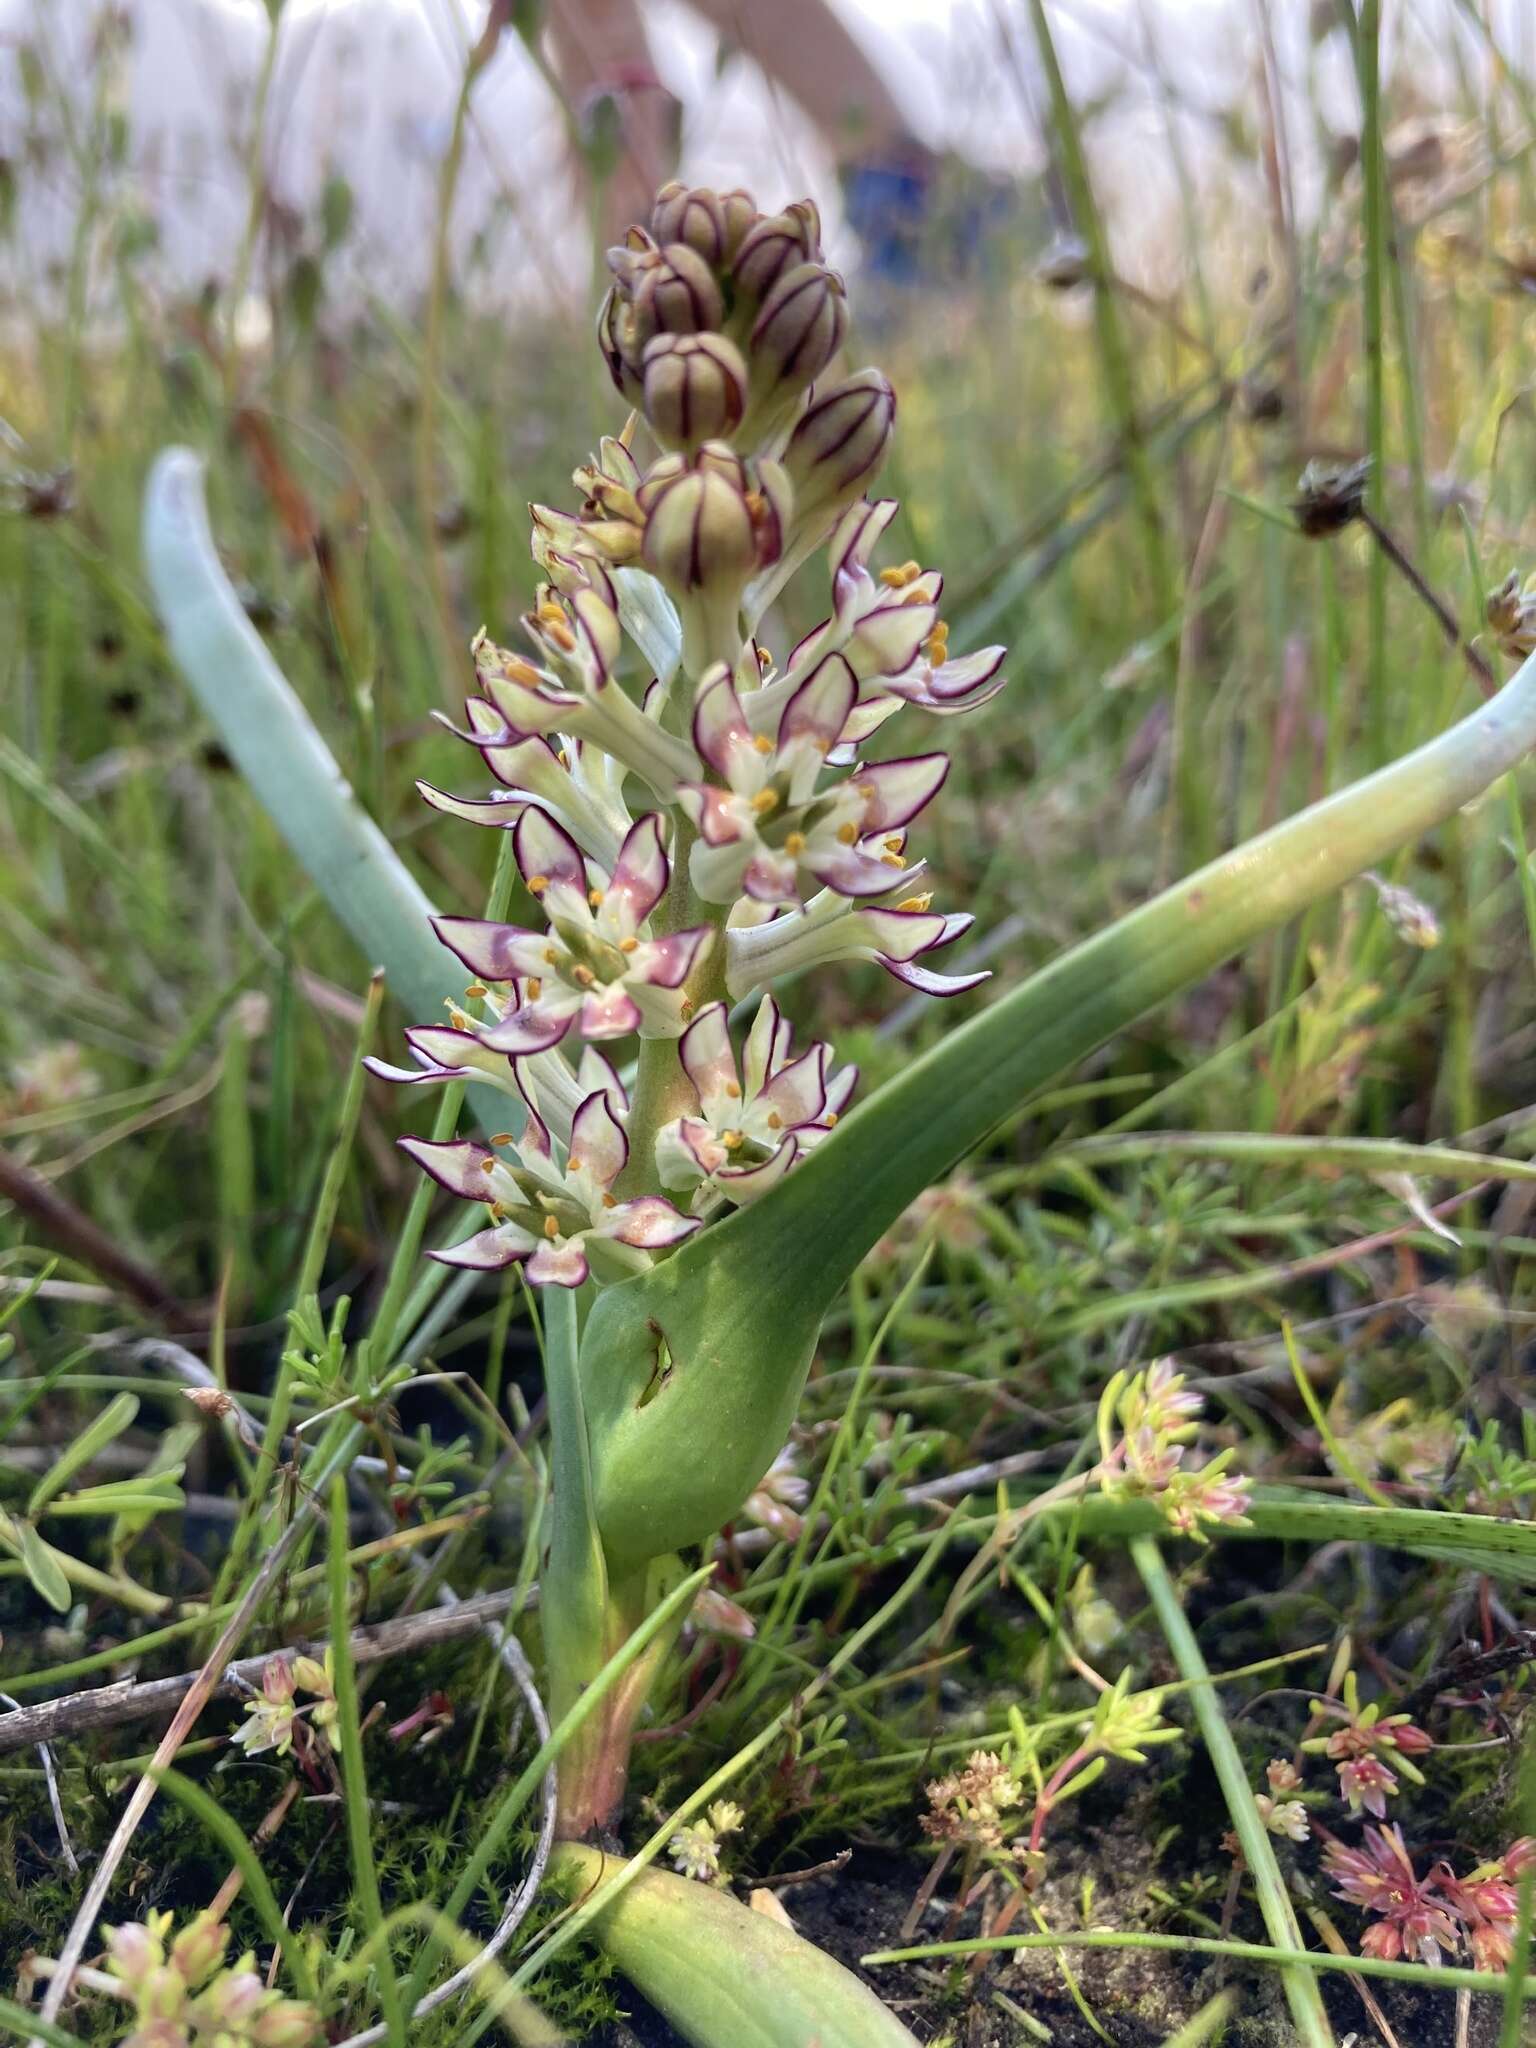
[
  {"xmin": 141, "ymin": 448, "xmax": 514, "ymax": 1137},
  {"xmin": 582, "ymin": 649, "xmax": 1536, "ymax": 1567}
]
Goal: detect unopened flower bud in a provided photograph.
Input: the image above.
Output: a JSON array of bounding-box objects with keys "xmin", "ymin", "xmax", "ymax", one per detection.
[
  {"xmin": 250, "ymin": 1998, "xmax": 321, "ymax": 2047},
  {"xmin": 596, "ymin": 286, "xmax": 644, "ymax": 404},
  {"xmin": 643, "ymin": 331, "xmax": 749, "ymax": 453},
  {"xmin": 731, "ymin": 198, "xmax": 823, "ymax": 309},
  {"xmin": 782, "ymin": 368, "xmax": 895, "ymax": 543},
  {"xmin": 641, "ymin": 449, "xmax": 759, "ymax": 597},
  {"xmin": 198, "ymin": 1968, "xmax": 265, "ymax": 2028},
  {"xmin": 649, "ymin": 181, "xmax": 754, "ymax": 267},
  {"xmin": 746, "ymin": 262, "xmax": 847, "ymax": 417},
  {"xmin": 629, "ymin": 242, "xmax": 724, "ymax": 344},
  {"xmin": 106, "ymin": 1919, "xmax": 165, "ymax": 1992},
  {"xmin": 1292, "ymin": 456, "xmax": 1370, "ymax": 538},
  {"xmin": 169, "ymin": 1914, "xmax": 229, "ymax": 1989}
]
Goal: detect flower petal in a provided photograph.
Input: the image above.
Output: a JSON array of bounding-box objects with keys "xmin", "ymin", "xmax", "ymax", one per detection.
[
  {"xmin": 578, "ymin": 985, "xmax": 644, "ymax": 1040},
  {"xmin": 692, "ymin": 668, "xmax": 753, "ymax": 777},
  {"xmin": 603, "ymin": 813, "xmax": 669, "ymax": 934},
  {"xmin": 569, "ymin": 1090, "xmax": 629, "ymax": 1188},
  {"xmin": 633, "ymin": 926, "xmax": 713, "ymax": 989},
  {"xmin": 854, "ymin": 754, "xmax": 950, "ymax": 831},
  {"xmin": 779, "ymin": 653, "xmax": 856, "ymax": 756},
  {"xmin": 398, "ymin": 1137, "xmax": 504, "ymax": 1203},
  {"xmin": 525, "ymin": 1238, "xmax": 591, "ymax": 1287},
  {"xmin": 430, "ymin": 1225, "xmax": 534, "ymax": 1270},
  {"xmin": 603, "ymin": 1195, "xmax": 701, "ymax": 1248},
  {"xmin": 679, "ymin": 1003, "xmax": 739, "ymax": 1114},
  {"xmin": 514, "ymin": 805, "xmax": 588, "ymax": 899}
]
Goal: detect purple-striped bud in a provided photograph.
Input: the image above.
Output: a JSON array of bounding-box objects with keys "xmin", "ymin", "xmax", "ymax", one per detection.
[
  {"xmin": 629, "ymin": 242, "xmax": 724, "ymax": 344},
  {"xmin": 747, "ymin": 261, "xmax": 847, "ymax": 406},
  {"xmin": 643, "ymin": 331, "xmax": 749, "ymax": 453},
  {"xmin": 782, "ymin": 368, "xmax": 896, "ymax": 539},
  {"xmin": 649, "ymin": 182, "xmax": 754, "ymax": 267},
  {"xmin": 731, "ymin": 198, "xmax": 823, "ymax": 309},
  {"xmin": 640, "ymin": 444, "xmax": 760, "ymax": 597}
]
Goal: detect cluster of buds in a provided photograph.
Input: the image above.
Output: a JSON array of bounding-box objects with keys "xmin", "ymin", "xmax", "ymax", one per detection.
[
  {"xmin": 102, "ymin": 1910, "xmax": 316, "ymax": 2048},
  {"xmin": 1301, "ymin": 1667, "xmax": 1433, "ymax": 1818},
  {"xmin": 372, "ymin": 183, "xmax": 1007, "ymax": 1290},
  {"xmin": 921, "ymin": 1749, "xmax": 1023, "ymax": 1851},
  {"xmin": 1323, "ymin": 1827, "xmax": 1536, "ymax": 1971},
  {"xmin": 233, "ymin": 1649, "xmax": 338, "ymax": 1761},
  {"xmin": 1095, "ymin": 1361, "xmax": 1253, "ymax": 1540},
  {"xmin": 668, "ymin": 1797, "xmax": 746, "ymax": 1884}
]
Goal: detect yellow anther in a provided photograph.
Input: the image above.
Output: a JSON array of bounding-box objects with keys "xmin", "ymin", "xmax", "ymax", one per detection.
[
  {"xmin": 487, "ymin": 1200, "xmax": 506, "ymax": 1220},
  {"xmin": 879, "ymin": 559, "xmax": 922, "ymax": 588},
  {"xmin": 766, "ymin": 1110, "xmax": 783, "ymax": 1129},
  {"xmin": 898, "ymin": 893, "xmax": 933, "ymax": 912},
  {"xmin": 536, "ymin": 601, "xmax": 567, "ymax": 627},
  {"xmin": 881, "ymin": 852, "xmax": 906, "ymax": 868},
  {"xmin": 573, "ymin": 965, "xmax": 596, "ymax": 988},
  {"xmin": 602, "ymin": 1192, "xmax": 618, "ymax": 1208},
  {"xmin": 526, "ymin": 977, "xmax": 543, "ymax": 1001},
  {"xmin": 566, "ymin": 1157, "xmax": 581, "ymax": 1173},
  {"xmin": 490, "ymin": 1132, "xmax": 516, "ymax": 1146},
  {"xmin": 884, "ymin": 834, "xmax": 904, "ymax": 853},
  {"xmin": 722, "ymin": 1130, "xmax": 744, "ymax": 1150},
  {"xmin": 447, "ymin": 1001, "xmax": 474, "ymax": 1029},
  {"xmin": 546, "ymin": 621, "xmax": 576, "ymax": 651},
  {"xmin": 464, "ymin": 982, "xmax": 487, "ymax": 1000},
  {"xmin": 824, "ymin": 1111, "xmax": 839, "ymax": 1127},
  {"xmin": 558, "ymin": 747, "xmax": 570, "ymax": 767},
  {"xmin": 784, "ymin": 830, "xmax": 807, "ymax": 856},
  {"xmin": 588, "ymin": 887, "xmax": 605, "ymax": 907},
  {"xmin": 479, "ymin": 1156, "xmax": 498, "ymax": 1175},
  {"xmin": 752, "ymin": 733, "xmax": 774, "ymax": 755},
  {"xmin": 505, "ymin": 656, "xmax": 543, "ymax": 688},
  {"xmin": 751, "ymin": 788, "xmax": 779, "ymax": 816},
  {"xmin": 756, "ymin": 645, "xmax": 773, "ymax": 672},
  {"xmin": 619, "ymin": 935, "xmax": 638, "ymax": 954},
  {"xmin": 836, "ymin": 822, "xmax": 859, "ymax": 845},
  {"xmin": 543, "ymin": 1214, "xmax": 560, "ymax": 1238},
  {"xmin": 725, "ymin": 1080, "xmax": 741, "ymax": 1098},
  {"xmin": 543, "ymin": 945, "xmax": 559, "ymax": 965},
  {"xmin": 925, "ymin": 625, "xmax": 949, "ymax": 663},
  {"xmin": 527, "ymin": 874, "xmax": 550, "ymax": 895}
]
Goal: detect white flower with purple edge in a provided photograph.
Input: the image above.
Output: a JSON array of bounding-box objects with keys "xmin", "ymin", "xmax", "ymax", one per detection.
[
  {"xmin": 678, "ymin": 654, "xmax": 946, "ymax": 906},
  {"xmin": 724, "ymin": 880, "xmax": 986, "ymax": 1002},
  {"xmin": 402, "ymin": 1081, "xmax": 697, "ymax": 1288},
  {"xmin": 654, "ymin": 996, "xmax": 856, "ymax": 1207},
  {"xmin": 433, "ymin": 807, "xmax": 711, "ymax": 1053}
]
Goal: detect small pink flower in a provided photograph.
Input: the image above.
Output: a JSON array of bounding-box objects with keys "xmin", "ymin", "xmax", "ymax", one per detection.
[
  {"xmin": 1337, "ymin": 1753, "xmax": 1400, "ymax": 1818},
  {"xmin": 1324, "ymin": 1825, "xmax": 1460, "ymax": 1966}
]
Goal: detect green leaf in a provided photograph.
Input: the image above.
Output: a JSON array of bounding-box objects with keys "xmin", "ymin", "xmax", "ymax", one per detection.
[
  {"xmin": 15, "ymin": 1521, "xmax": 71, "ymax": 1612},
  {"xmin": 27, "ymin": 1391, "xmax": 139, "ymax": 1516},
  {"xmin": 550, "ymin": 1847, "xmax": 918, "ymax": 2048},
  {"xmin": 580, "ymin": 646, "xmax": 1536, "ymax": 1570},
  {"xmin": 140, "ymin": 449, "xmax": 518, "ymax": 1141}
]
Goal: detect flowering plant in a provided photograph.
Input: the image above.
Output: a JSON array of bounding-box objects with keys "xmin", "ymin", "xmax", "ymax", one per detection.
[{"xmin": 145, "ymin": 170, "xmax": 1536, "ymax": 2048}]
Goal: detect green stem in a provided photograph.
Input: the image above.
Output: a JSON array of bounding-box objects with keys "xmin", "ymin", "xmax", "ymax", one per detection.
[
  {"xmin": 1132, "ymin": 1536, "xmax": 1333, "ymax": 2046},
  {"xmin": 1358, "ymin": 0, "xmax": 1390, "ymax": 761}
]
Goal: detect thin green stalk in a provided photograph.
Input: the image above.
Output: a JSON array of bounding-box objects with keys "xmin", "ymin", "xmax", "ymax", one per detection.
[
  {"xmin": 862, "ymin": 1928, "xmax": 1535, "ymax": 1999},
  {"xmin": 152, "ymin": 1766, "xmax": 320, "ymax": 2005},
  {"xmin": 210, "ymin": 975, "xmax": 384, "ymax": 1616},
  {"xmin": 328, "ymin": 1476, "xmax": 406, "ymax": 2048},
  {"xmin": 399, "ymin": 1562, "xmax": 715, "ymax": 2018},
  {"xmin": 1131, "ymin": 1535, "xmax": 1334, "ymax": 2047},
  {"xmin": 1358, "ymin": 0, "xmax": 1389, "ymax": 760},
  {"xmin": 0, "ymin": 1996, "xmax": 83, "ymax": 2048}
]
